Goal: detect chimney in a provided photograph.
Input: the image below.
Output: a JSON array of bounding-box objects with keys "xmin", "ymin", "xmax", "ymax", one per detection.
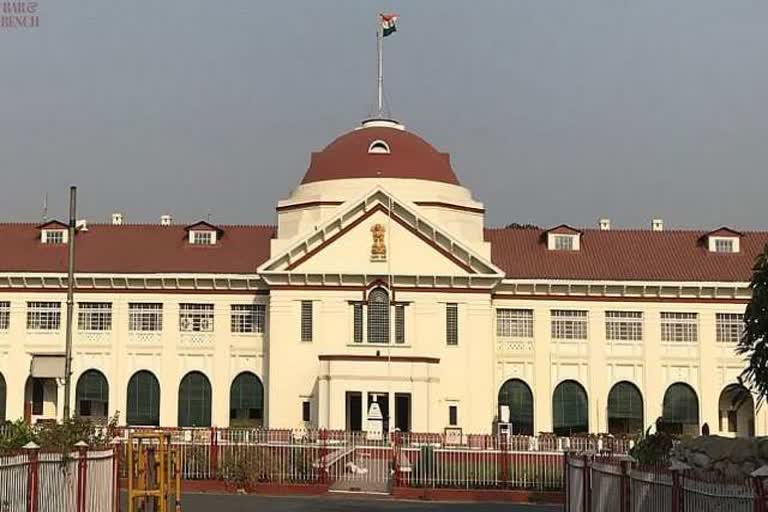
[
  {"xmin": 652, "ymin": 219, "xmax": 664, "ymax": 232},
  {"xmin": 76, "ymin": 219, "xmax": 88, "ymax": 231},
  {"xmin": 111, "ymin": 212, "xmax": 124, "ymax": 226},
  {"xmin": 160, "ymin": 214, "xmax": 172, "ymax": 226},
  {"xmin": 599, "ymin": 218, "xmax": 611, "ymax": 231}
]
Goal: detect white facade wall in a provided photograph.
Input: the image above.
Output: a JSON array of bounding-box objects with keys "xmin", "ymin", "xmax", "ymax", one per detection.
[{"xmin": 0, "ymin": 287, "xmax": 761, "ymax": 436}]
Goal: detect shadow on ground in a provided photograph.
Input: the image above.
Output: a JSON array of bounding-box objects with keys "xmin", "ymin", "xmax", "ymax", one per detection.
[{"xmin": 121, "ymin": 492, "xmax": 563, "ymax": 512}]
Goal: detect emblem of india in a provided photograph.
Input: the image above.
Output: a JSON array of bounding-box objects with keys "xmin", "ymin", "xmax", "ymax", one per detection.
[{"xmin": 370, "ymin": 223, "xmax": 387, "ymax": 261}]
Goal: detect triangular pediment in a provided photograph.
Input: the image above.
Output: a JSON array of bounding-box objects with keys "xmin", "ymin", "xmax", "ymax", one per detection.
[{"xmin": 259, "ymin": 188, "xmax": 503, "ymax": 284}]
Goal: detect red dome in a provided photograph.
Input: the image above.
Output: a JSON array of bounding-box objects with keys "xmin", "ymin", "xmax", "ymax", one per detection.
[{"xmin": 302, "ymin": 124, "xmax": 460, "ymax": 185}]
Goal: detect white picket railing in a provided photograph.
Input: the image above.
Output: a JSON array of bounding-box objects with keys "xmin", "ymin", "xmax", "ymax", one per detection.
[{"xmin": 0, "ymin": 447, "xmax": 117, "ymax": 512}]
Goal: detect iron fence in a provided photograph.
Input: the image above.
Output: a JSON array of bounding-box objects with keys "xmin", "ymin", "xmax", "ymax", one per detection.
[
  {"xmin": 112, "ymin": 427, "xmax": 629, "ymax": 492},
  {"xmin": 566, "ymin": 454, "xmax": 765, "ymax": 512}
]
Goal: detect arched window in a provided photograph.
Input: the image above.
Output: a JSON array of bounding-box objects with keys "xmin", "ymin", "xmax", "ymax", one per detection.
[
  {"xmin": 367, "ymin": 140, "xmax": 391, "ymax": 154},
  {"xmin": 178, "ymin": 371, "xmax": 212, "ymax": 427},
  {"xmin": 367, "ymin": 288, "xmax": 390, "ymax": 344},
  {"xmin": 127, "ymin": 371, "xmax": 160, "ymax": 426},
  {"xmin": 0, "ymin": 372, "xmax": 6, "ymax": 423},
  {"xmin": 607, "ymin": 382, "xmax": 644, "ymax": 435},
  {"xmin": 552, "ymin": 380, "xmax": 588, "ymax": 436},
  {"xmin": 718, "ymin": 384, "xmax": 754, "ymax": 437},
  {"xmin": 660, "ymin": 383, "xmax": 699, "ymax": 436},
  {"xmin": 230, "ymin": 372, "xmax": 264, "ymax": 427},
  {"xmin": 498, "ymin": 379, "xmax": 534, "ymax": 435},
  {"xmin": 75, "ymin": 370, "xmax": 109, "ymax": 420}
]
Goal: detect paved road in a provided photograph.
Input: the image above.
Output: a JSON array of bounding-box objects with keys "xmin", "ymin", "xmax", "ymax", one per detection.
[{"xmin": 123, "ymin": 493, "xmax": 563, "ymax": 512}]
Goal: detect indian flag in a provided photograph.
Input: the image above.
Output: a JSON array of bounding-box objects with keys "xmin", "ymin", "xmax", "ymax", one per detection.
[{"xmin": 380, "ymin": 13, "xmax": 398, "ymax": 37}]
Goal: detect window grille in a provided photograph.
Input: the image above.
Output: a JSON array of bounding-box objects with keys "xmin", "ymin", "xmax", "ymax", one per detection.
[
  {"xmin": 554, "ymin": 235, "xmax": 574, "ymax": 251},
  {"xmin": 128, "ymin": 303, "xmax": 163, "ymax": 332},
  {"xmin": 230, "ymin": 304, "xmax": 265, "ymax": 334},
  {"xmin": 178, "ymin": 371, "xmax": 212, "ymax": 427},
  {"xmin": 75, "ymin": 370, "xmax": 109, "ymax": 418},
  {"xmin": 446, "ymin": 303, "xmax": 459, "ymax": 345},
  {"xmin": 605, "ymin": 311, "xmax": 643, "ymax": 342},
  {"xmin": 126, "ymin": 371, "xmax": 160, "ymax": 426},
  {"xmin": 300, "ymin": 301, "xmax": 313, "ymax": 342},
  {"xmin": 607, "ymin": 382, "xmax": 644, "ymax": 435},
  {"xmin": 43, "ymin": 230, "xmax": 64, "ymax": 244},
  {"xmin": 661, "ymin": 312, "xmax": 698, "ymax": 343},
  {"xmin": 27, "ymin": 302, "xmax": 61, "ymax": 330},
  {"xmin": 498, "ymin": 379, "xmax": 534, "ymax": 435},
  {"xmin": 395, "ymin": 304, "xmax": 406, "ymax": 344},
  {"xmin": 352, "ymin": 303, "xmax": 363, "ymax": 343},
  {"xmin": 78, "ymin": 302, "xmax": 112, "ymax": 331},
  {"xmin": 497, "ymin": 309, "xmax": 534, "ymax": 338},
  {"xmin": 191, "ymin": 231, "xmax": 213, "ymax": 245},
  {"xmin": 716, "ymin": 313, "xmax": 743, "ymax": 343},
  {"xmin": 552, "ymin": 381, "xmax": 589, "ymax": 436},
  {"xmin": 715, "ymin": 239, "xmax": 734, "ymax": 253},
  {"xmin": 0, "ymin": 301, "xmax": 9, "ymax": 330},
  {"xmin": 367, "ymin": 289, "xmax": 390, "ymax": 344},
  {"xmin": 551, "ymin": 310, "xmax": 588, "ymax": 340},
  {"xmin": 179, "ymin": 303, "xmax": 214, "ymax": 332},
  {"xmin": 229, "ymin": 372, "xmax": 264, "ymax": 426}
]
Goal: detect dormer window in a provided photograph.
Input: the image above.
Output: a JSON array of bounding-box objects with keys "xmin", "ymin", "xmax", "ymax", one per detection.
[
  {"xmin": 368, "ymin": 140, "xmax": 391, "ymax": 154},
  {"xmin": 545, "ymin": 225, "xmax": 582, "ymax": 251},
  {"xmin": 185, "ymin": 221, "xmax": 223, "ymax": 246},
  {"xmin": 37, "ymin": 220, "xmax": 69, "ymax": 245},
  {"xmin": 704, "ymin": 227, "xmax": 742, "ymax": 254},
  {"xmin": 43, "ymin": 230, "xmax": 66, "ymax": 244},
  {"xmin": 191, "ymin": 231, "xmax": 214, "ymax": 245},
  {"xmin": 714, "ymin": 238, "xmax": 734, "ymax": 253},
  {"xmin": 554, "ymin": 235, "xmax": 574, "ymax": 251}
]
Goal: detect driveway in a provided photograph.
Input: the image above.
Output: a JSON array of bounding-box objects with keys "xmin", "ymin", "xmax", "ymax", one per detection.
[{"xmin": 123, "ymin": 493, "xmax": 563, "ymax": 512}]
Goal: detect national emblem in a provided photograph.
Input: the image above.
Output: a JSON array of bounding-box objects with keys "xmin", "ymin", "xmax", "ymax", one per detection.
[{"xmin": 370, "ymin": 223, "xmax": 387, "ymax": 261}]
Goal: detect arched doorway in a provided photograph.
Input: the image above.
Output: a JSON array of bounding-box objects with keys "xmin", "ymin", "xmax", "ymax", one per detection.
[
  {"xmin": 178, "ymin": 371, "xmax": 212, "ymax": 427},
  {"xmin": 0, "ymin": 372, "xmax": 6, "ymax": 423},
  {"xmin": 229, "ymin": 372, "xmax": 264, "ymax": 427},
  {"xmin": 75, "ymin": 370, "xmax": 109, "ymax": 420},
  {"xmin": 126, "ymin": 371, "xmax": 161, "ymax": 426},
  {"xmin": 24, "ymin": 376, "xmax": 58, "ymax": 423},
  {"xmin": 498, "ymin": 379, "xmax": 534, "ymax": 435},
  {"xmin": 552, "ymin": 380, "xmax": 588, "ymax": 436},
  {"xmin": 718, "ymin": 384, "xmax": 754, "ymax": 438},
  {"xmin": 607, "ymin": 381, "xmax": 644, "ymax": 435},
  {"xmin": 660, "ymin": 383, "xmax": 699, "ymax": 435}
]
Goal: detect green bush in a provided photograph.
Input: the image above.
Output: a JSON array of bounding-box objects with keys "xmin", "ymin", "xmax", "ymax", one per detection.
[{"xmin": 0, "ymin": 414, "xmax": 119, "ymax": 455}]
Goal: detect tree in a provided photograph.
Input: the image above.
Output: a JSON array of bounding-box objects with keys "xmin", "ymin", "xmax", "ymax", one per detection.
[{"xmin": 737, "ymin": 243, "xmax": 768, "ymax": 405}]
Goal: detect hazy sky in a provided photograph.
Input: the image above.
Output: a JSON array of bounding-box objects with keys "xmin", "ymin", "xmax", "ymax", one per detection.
[{"xmin": 1, "ymin": 1, "xmax": 767, "ymax": 229}]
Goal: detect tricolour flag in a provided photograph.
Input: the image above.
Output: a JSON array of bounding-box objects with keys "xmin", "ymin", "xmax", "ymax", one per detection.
[{"xmin": 380, "ymin": 13, "xmax": 398, "ymax": 37}]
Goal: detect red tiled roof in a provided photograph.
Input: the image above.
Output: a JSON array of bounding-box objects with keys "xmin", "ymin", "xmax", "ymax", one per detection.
[
  {"xmin": 1, "ymin": 222, "xmax": 766, "ymax": 282},
  {"xmin": 302, "ymin": 126, "xmax": 460, "ymax": 185},
  {"xmin": 486, "ymin": 227, "xmax": 768, "ymax": 282},
  {"xmin": 0, "ymin": 223, "xmax": 275, "ymax": 274}
]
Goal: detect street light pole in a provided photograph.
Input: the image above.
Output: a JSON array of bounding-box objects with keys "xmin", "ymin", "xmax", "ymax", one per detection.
[{"xmin": 62, "ymin": 186, "xmax": 76, "ymax": 421}]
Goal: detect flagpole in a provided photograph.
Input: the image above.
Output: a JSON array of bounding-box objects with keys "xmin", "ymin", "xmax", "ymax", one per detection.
[{"xmin": 377, "ymin": 14, "xmax": 384, "ymax": 116}]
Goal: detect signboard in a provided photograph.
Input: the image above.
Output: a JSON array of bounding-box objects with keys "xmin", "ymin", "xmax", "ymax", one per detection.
[
  {"xmin": 366, "ymin": 401, "xmax": 384, "ymax": 441},
  {"xmin": 444, "ymin": 427, "xmax": 463, "ymax": 446},
  {"xmin": 30, "ymin": 354, "xmax": 66, "ymax": 378}
]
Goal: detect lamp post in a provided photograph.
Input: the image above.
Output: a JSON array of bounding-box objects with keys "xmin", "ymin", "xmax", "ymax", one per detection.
[{"xmin": 62, "ymin": 186, "xmax": 76, "ymax": 421}]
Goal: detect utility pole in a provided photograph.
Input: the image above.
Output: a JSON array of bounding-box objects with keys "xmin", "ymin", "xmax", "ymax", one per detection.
[{"xmin": 62, "ymin": 186, "xmax": 77, "ymax": 421}]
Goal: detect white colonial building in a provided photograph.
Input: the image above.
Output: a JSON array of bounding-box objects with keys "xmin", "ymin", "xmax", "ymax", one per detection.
[{"xmin": 0, "ymin": 118, "xmax": 764, "ymax": 438}]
